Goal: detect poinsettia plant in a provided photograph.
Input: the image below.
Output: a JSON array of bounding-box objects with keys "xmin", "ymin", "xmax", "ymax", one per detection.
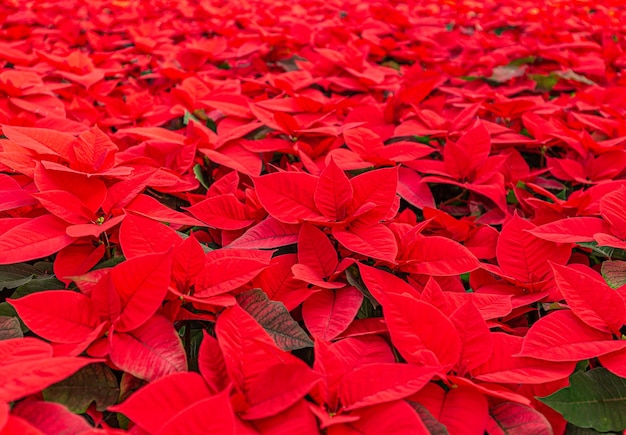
[{"xmin": 1, "ymin": 0, "xmax": 626, "ymax": 434}]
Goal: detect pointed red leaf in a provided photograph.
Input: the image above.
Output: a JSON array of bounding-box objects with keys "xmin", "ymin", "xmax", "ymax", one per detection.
[
  {"xmin": 314, "ymin": 159, "xmax": 353, "ymax": 220},
  {"xmin": 472, "ymin": 333, "xmax": 575, "ymax": 383},
  {"xmin": 444, "ymin": 122, "xmax": 490, "ymax": 180},
  {"xmin": 53, "ymin": 243, "xmax": 105, "ymax": 285},
  {"xmin": 2, "ymin": 125, "xmax": 75, "ymax": 159},
  {"xmin": 253, "ymin": 253, "xmax": 313, "ymax": 311},
  {"xmin": 297, "ymin": 224, "xmax": 338, "ymax": 278},
  {"xmin": 517, "ymin": 310, "xmax": 626, "ymax": 361},
  {"xmin": 402, "ymin": 235, "xmax": 480, "ymax": 276},
  {"xmin": 228, "ymin": 216, "xmax": 300, "ymax": 249},
  {"xmin": 450, "ymin": 300, "xmax": 493, "ymax": 373},
  {"xmin": 413, "ymin": 383, "xmax": 489, "ymax": 435},
  {"xmin": 0, "ymin": 215, "xmax": 74, "ymax": 265},
  {"xmin": 8, "ymin": 290, "xmax": 101, "ymax": 344},
  {"xmin": 241, "ymin": 361, "xmax": 321, "ymax": 420},
  {"xmin": 198, "ymin": 331, "xmax": 228, "ymax": 394},
  {"xmin": 339, "ymin": 363, "xmax": 438, "ymax": 411},
  {"xmin": 552, "ymin": 263, "xmax": 626, "ymax": 334},
  {"xmin": 497, "ymin": 214, "xmax": 570, "ymax": 283},
  {"xmin": 126, "ymin": 194, "xmax": 204, "ymax": 227},
  {"xmin": 329, "ymin": 401, "xmax": 429, "ymax": 435},
  {"xmin": 11, "ymin": 401, "xmax": 92, "ymax": 435},
  {"xmin": 109, "ymin": 315, "xmax": 186, "ymax": 382},
  {"xmin": 194, "ymin": 249, "xmax": 273, "ymax": 297},
  {"xmin": 333, "ymin": 224, "xmax": 398, "ymax": 263},
  {"xmin": 109, "ymin": 372, "xmax": 211, "ymax": 434},
  {"xmin": 119, "ymin": 214, "xmax": 181, "ymax": 259},
  {"xmin": 110, "ymin": 251, "xmax": 173, "ymax": 332},
  {"xmin": 302, "ymin": 287, "xmax": 363, "ymax": 340},
  {"xmin": 0, "ymin": 354, "xmax": 96, "ymax": 403},
  {"xmin": 254, "ymin": 172, "xmax": 325, "ymax": 224},
  {"xmin": 155, "ymin": 390, "xmax": 236, "ymax": 435},
  {"xmin": 600, "ymin": 186, "xmax": 626, "ymax": 239},
  {"xmin": 172, "ymin": 235, "xmax": 206, "ymax": 287},
  {"xmin": 186, "ymin": 194, "xmax": 254, "ymax": 230},
  {"xmin": 348, "ymin": 166, "xmax": 398, "ymax": 224},
  {"xmin": 528, "ymin": 217, "xmax": 610, "ymax": 243},
  {"xmin": 384, "ymin": 294, "xmax": 461, "ymax": 368}
]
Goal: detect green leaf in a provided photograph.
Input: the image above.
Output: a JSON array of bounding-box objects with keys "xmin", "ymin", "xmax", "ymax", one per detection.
[
  {"xmin": 601, "ymin": 261, "xmax": 626, "ymax": 289},
  {"xmin": 538, "ymin": 368, "xmax": 626, "ymax": 432},
  {"xmin": 530, "ymin": 73, "xmax": 560, "ymax": 92},
  {"xmin": 12, "ymin": 276, "xmax": 65, "ymax": 298},
  {"xmin": 236, "ymin": 289, "xmax": 313, "ymax": 351},
  {"xmin": 0, "ymin": 316, "xmax": 23, "ymax": 340},
  {"xmin": 43, "ymin": 363, "xmax": 120, "ymax": 413},
  {"xmin": 193, "ymin": 164, "xmax": 210, "ymax": 190},
  {"xmin": 565, "ymin": 423, "xmax": 619, "ymax": 434}
]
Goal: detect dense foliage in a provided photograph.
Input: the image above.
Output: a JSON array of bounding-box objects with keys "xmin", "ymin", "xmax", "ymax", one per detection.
[{"xmin": 1, "ymin": 0, "xmax": 626, "ymax": 434}]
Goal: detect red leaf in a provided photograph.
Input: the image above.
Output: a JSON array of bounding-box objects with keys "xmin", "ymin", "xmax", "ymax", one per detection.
[
  {"xmin": 119, "ymin": 214, "xmax": 181, "ymax": 260},
  {"xmin": 126, "ymin": 194, "xmax": 204, "ymax": 227},
  {"xmin": 194, "ymin": 249, "xmax": 273, "ymax": 297},
  {"xmin": 339, "ymin": 363, "xmax": 438, "ymax": 411},
  {"xmin": 450, "ymin": 300, "xmax": 493, "ymax": 373},
  {"xmin": 472, "ymin": 333, "xmax": 576, "ymax": 383},
  {"xmin": 253, "ymin": 253, "xmax": 313, "ymax": 311},
  {"xmin": 254, "ymin": 172, "xmax": 325, "ymax": 224},
  {"xmin": 0, "ymin": 215, "xmax": 74, "ymax": 265},
  {"xmin": 314, "ymin": 159, "xmax": 353, "ymax": 220},
  {"xmin": 109, "ymin": 372, "xmax": 212, "ymax": 434},
  {"xmin": 528, "ymin": 217, "xmax": 610, "ymax": 243},
  {"xmin": 155, "ymin": 390, "xmax": 236, "ymax": 435},
  {"xmin": 216, "ymin": 305, "xmax": 319, "ymax": 419},
  {"xmin": 185, "ymin": 194, "xmax": 254, "ymax": 230},
  {"xmin": 347, "ymin": 166, "xmax": 398, "ymax": 224},
  {"xmin": 172, "ymin": 235, "xmax": 206, "ymax": 287},
  {"xmin": 444, "ymin": 122, "xmax": 491, "ymax": 180},
  {"xmin": 486, "ymin": 402, "xmax": 552, "ymax": 435},
  {"xmin": 397, "ymin": 167, "xmax": 435, "ymax": 209},
  {"xmin": 332, "ymin": 224, "xmax": 398, "ymax": 263},
  {"xmin": 109, "ymin": 315, "xmax": 187, "ymax": 382},
  {"xmin": 384, "ymin": 295, "xmax": 461, "ymax": 368},
  {"xmin": 552, "ymin": 263, "xmax": 626, "ymax": 334},
  {"xmin": 517, "ymin": 310, "xmax": 626, "ymax": 361},
  {"xmin": 402, "ymin": 235, "xmax": 480, "ymax": 276},
  {"xmin": 2, "ymin": 125, "xmax": 75, "ymax": 159},
  {"xmin": 413, "ymin": 383, "xmax": 489, "ymax": 435},
  {"xmin": 8, "ymin": 290, "xmax": 101, "ymax": 344},
  {"xmin": 297, "ymin": 224, "xmax": 338, "ymax": 278},
  {"xmin": 252, "ymin": 399, "xmax": 319, "ymax": 435},
  {"xmin": 599, "ymin": 348, "xmax": 626, "ymax": 378},
  {"xmin": 228, "ymin": 216, "xmax": 300, "ymax": 249},
  {"xmin": 110, "ymin": 251, "xmax": 173, "ymax": 332},
  {"xmin": 0, "ymin": 354, "xmax": 96, "ymax": 402},
  {"xmin": 241, "ymin": 362, "xmax": 321, "ymax": 420},
  {"xmin": 497, "ymin": 215, "xmax": 570, "ymax": 283},
  {"xmin": 11, "ymin": 401, "xmax": 92, "ymax": 435},
  {"xmin": 302, "ymin": 287, "xmax": 363, "ymax": 340},
  {"xmin": 32, "ymin": 190, "xmax": 94, "ymax": 224},
  {"xmin": 600, "ymin": 186, "xmax": 626, "ymax": 239},
  {"xmin": 328, "ymin": 401, "xmax": 429, "ymax": 435},
  {"xmin": 197, "ymin": 331, "xmax": 228, "ymax": 394},
  {"xmin": 358, "ymin": 262, "xmax": 420, "ymax": 305},
  {"xmin": 53, "ymin": 243, "xmax": 105, "ymax": 285}
]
